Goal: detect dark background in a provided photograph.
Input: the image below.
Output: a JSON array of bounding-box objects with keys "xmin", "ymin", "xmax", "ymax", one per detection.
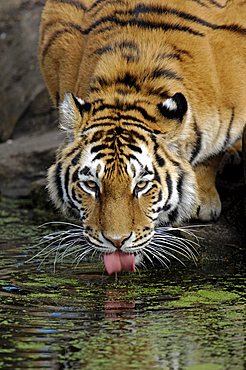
[{"xmin": 0, "ymin": 0, "xmax": 63, "ymax": 198}]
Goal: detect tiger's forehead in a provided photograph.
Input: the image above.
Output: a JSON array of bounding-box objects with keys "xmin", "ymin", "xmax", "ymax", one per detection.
[{"xmin": 80, "ymin": 141, "xmax": 154, "ymax": 180}]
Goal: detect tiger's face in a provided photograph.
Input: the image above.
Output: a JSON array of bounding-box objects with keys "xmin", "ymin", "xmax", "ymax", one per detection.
[{"xmin": 48, "ymin": 93, "xmax": 198, "ymax": 272}]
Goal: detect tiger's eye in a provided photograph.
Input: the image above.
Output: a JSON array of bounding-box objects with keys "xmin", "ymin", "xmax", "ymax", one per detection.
[
  {"xmin": 84, "ymin": 181, "xmax": 98, "ymax": 190},
  {"xmin": 136, "ymin": 181, "xmax": 148, "ymax": 190}
]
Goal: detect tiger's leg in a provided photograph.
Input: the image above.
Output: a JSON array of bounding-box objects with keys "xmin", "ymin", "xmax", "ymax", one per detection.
[
  {"xmin": 218, "ymin": 139, "xmax": 242, "ymax": 172},
  {"xmin": 194, "ymin": 155, "xmax": 223, "ymax": 222},
  {"xmin": 194, "ymin": 139, "xmax": 242, "ymax": 221}
]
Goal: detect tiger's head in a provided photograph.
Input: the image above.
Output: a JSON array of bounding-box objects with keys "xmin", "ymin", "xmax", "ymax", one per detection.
[{"xmin": 48, "ymin": 92, "xmax": 199, "ymax": 273}]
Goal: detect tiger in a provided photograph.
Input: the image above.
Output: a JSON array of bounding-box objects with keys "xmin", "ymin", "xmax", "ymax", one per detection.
[{"xmin": 39, "ymin": 0, "xmax": 246, "ymax": 273}]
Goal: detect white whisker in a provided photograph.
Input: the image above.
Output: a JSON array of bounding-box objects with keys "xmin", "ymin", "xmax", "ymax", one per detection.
[
  {"xmin": 153, "ymin": 237, "xmax": 197, "ymax": 261},
  {"xmin": 149, "ymin": 242, "xmax": 186, "ymax": 266},
  {"xmin": 145, "ymin": 246, "xmax": 170, "ymax": 269},
  {"xmin": 141, "ymin": 249, "xmax": 155, "ymax": 266},
  {"xmin": 39, "ymin": 221, "xmax": 84, "ymax": 230}
]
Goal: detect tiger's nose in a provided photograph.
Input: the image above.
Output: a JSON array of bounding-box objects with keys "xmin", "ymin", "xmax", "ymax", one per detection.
[{"xmin": 103, "ymin": 233, "xmax": 132, "ymax": 249}]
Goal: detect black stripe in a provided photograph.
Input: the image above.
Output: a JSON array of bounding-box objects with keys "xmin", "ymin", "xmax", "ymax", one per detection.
[
  {"xmin": 146, "ymin": 86, "xmax": 169, "ymax": 99},
  {"xmin": 131, "ymin": 4, "xmax": 211, "ymax": 27},
  {"xmin": 64, "ymin": 169, "xmax": 79, "ymax": 211},
  {"xmin": 95, "ymin": 39, "xmax": 136, "ymax": 61},
  {"xmin": 150, "ymin": 67, "xmax": 182, "ymax": 81},
  {"xmin": 176, "ymin": 171, "xmax": 184, "ymax": 207},
  {"xmin": 162, "ymin": 204, "xmax": 171, "ymax": 212},
  {"xmin": 124, "ymin": 153, "xmax": 141, "ymax": 165},
  {"xmin": 155, "ymin": 153, "xmax": 165, "ymax": 167},
  {"xmin": 168, "ymin": 207, "xmax": 179, "ymax": 224},
  {"xmin": 71, "ymin": 187, "xmax": 82, "ymax": 208},
  {"xmin": 64, "ymin": 165, "xmax": 71, "ymax": 201},
  {"xmin": 177, "ymin": 172, "xmax": 184, "ymax": 196},
  {"xmin": 92, "ymin": 152, "xmax": 107, "ymax": 160},
  {"xmin": 152, "ymin": 191, "xmax": 163, "ymax": 206},
  {"xmin": 55, "ymin": 92, "xmax": 60, "ymax": 107},
  {"xmin": 144, "ymin": 185, "xmax": 158, "ymax": 197},
  {"xmin": 128, "ymin": 144, "xmax": 142, "ymax": 153},
  {"xmin": 208, "ymin": 0, "xmax": 227, "ymax": 8},
  {"xmin": 164, "ymin": 172, "xmax": 173, "ymax": 209},
  {"xmin": 155, "ymin": 206, "xmax": 163, "ymax": 214},
  {"xmin": 151, "ymin": 134, "xmax": 160, "ymax": 161},
  {"xmin": 55, "ymin": 162, "xmax": 64, "ymax": 202},
  {"xmin": 90, "ymin": 113, "xmax": 146, "ymax": 127},
  {"xmin": 190, "ymin": 120, "xmax": 202, "ymax": 164},
  {"xmin": 116, "ymin": 89, "xmax": 130, "ymax": 96},
  {"xmin": 96, "ymin": 43, "xmax": 139, "ymax": 64},
  {"xmin": 130, "ymin": 130, "xmax": 148, "ymax": 143},
  {"xmin": 131, "ymin": 4, "xmax": 242, "ymax": 33},
  {"xmin": 156, "ymin": 52, "xmax": 182, "ymax": 61},
  {"xmin": 87, "ymin": 0, "xmax": 107, "ymax": 11},
  {"xmin": 220, "ymin": 24, "xmax": 246, "ymax": 35},
  {"xmin": 71, "ymin": 150, "xmax": 82, "ymax": 166},
  {"xmin": 90, "ymin": 76, "xmax": 109, "ymax": 91},
  {"xmin": 89, "ymin": 115, "xmax": 143, "ymax": 125},
  {"xmin": 89, "ymin": 130, "xmax": 105, "ymax": 143},
  {"xmin": 123, "ymin": 104, "xmax": 157, "ymax": 123},
  {"xmin": 91, "ymin": 144, "xmax": 108, "ymax": 153},
  {"xmin": 118, "ymin": 41, "xmax": 139, "ymax": 51},
  {"xmin": 83, "ymin": 15, "xmax": 204, "ymax": 37},
  {"xmin": 80, "ymin": 166, "xmax": 91, "ymax": 176},
  {"xmin": 93, "ymin": 102, "xmax": 157, "ymax": 123},
  {"xmin": 119, "ymin": 114, "xmax": 146, "ymax": 125},
  {"xmin": 92, "ymin": 103, "xmax": 117, "ymax": 114},
  {"xmin": 87, "ymin": 0, "xmax": 124, "ymax": 13},
  {"xmin": 121, "ymin": 52, "xmax": 139, "ymax": 63},
  {"xmin": 72, "ymin": 168, "xmax": 79, "ymax": 182},
  {"xmin": 86, "ymin": 120, "xmax": 160, "ymax": 136},
  {"xmin": 116, "ymin": 73, "xmax": 141, "ymax": 91},
  {"xmin": 65, "ymin": 146, "xmax": 81, "ymax": 160},
  {"xmin": 95, "ymin": 45, "xmax": 113, "ymax": 55},
  {"xmin": 50, "ymin": 0, "xmax": 86, "ymax": 10},
  {"xmin": 154, "ymin": 168, "xmax": 161, "ymax": 185}
]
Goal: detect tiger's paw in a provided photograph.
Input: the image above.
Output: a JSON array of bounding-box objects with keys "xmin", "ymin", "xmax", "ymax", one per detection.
[{"xmin": 196, "ymin": 187, "xmax": 222, "ymax": 222}]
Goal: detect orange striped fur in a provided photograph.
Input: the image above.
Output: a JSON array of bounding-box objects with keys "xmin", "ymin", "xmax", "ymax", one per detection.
[{"xmin": 38, "ymin": 0, "xmax": 246, "ymax": 258}]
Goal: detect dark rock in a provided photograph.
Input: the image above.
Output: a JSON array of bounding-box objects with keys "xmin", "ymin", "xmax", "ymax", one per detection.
[
  {"xmin": 0, "ymin": 0, "xmax": 47, "ymax": 142},
  {"xmin": 0, "ymin": 129, "xmax": 65, "ymax": 197}
]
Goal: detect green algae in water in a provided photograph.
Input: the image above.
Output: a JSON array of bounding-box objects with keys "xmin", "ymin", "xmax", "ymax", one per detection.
[
  {"xmin": 0, "ymin": 197, "xmax": 245, "ymax": 370},
  {"xmin": 185, "ymin": 365, "xmax": 224, "ymax": 370},
  {"xmin": 167, "ymin": 288, "xmax": 240, "ymax": 308}
]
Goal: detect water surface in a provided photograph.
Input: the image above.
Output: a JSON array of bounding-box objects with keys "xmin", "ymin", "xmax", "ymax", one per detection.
[{"xmin": 0, "ymin": 198, "xmax": 245, "ymax": 369}]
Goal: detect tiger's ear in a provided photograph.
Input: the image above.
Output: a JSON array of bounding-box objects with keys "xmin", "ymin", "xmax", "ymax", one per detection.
[
  {"xmin": 59, "ymin": 93, "xmax": 91, "ymax": 138},
  {"xmin": 158, "ymin": 93, "xmax": 187, "ymax": 122}
]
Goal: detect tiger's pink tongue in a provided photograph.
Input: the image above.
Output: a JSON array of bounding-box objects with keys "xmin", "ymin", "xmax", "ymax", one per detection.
[{"xmin": 103, "ymin": 251, "xmax": 135, "ymax": 275}]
